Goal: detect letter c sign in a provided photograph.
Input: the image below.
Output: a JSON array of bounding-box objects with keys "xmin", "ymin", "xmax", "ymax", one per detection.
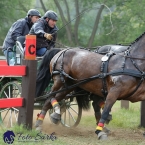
[
  {"xmin": 28, "ymin": 45, "xmax": 35, "ymax": 55},
  {"xmin": 25, "ymin": 35, "xmax": 36, "ymax": 60}
]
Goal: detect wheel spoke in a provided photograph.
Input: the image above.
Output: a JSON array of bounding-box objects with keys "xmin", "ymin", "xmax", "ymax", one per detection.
[
  {"xmin": 11, "ymin": 107, "xmax": 19, "ymax": 112},
  {"xmin": 2, "ymin": 109, "xmax": 10, "ymax": 121},
  {"xmin": 69, "ymin": 108, "xmax": 71, "ymax": 126},
  {"xmin": 13, "ymin": 86, "xmax": 20, "ymax": 98},
  {"xmin": 14, "ymin": 110, "xmax": 18, "ymax": 122},
  {"xmin": 0, "ymin": 108, "xmax": 10, "ymax": 113},
  {"xmin": 67, "ymin": 108, "xmax": 76, "ymax": 123},
  {"xmin": 69, "ymin": 106, "xmax": 78, "ymax": 115},
  {"xmin": 4, "ymin": 91, "xmax": 9, "ymax": 98},
  {"xmin": 10, "ymin": 110, "xmax": 13, "ymax": 127},
  {"xmin": 64, "ymin": 109, "xmax": 66, "ymax": 125},
  {"xmin": 69, "ymin": 103, "xmax": 77, "ymax": 106},
  {"xmin": 8, "ymin": 86, "xmax": 11, "ymax": 98}
]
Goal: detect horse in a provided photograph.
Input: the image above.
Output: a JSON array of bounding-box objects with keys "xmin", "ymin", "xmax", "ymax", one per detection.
[
  {"xmin": 35, "ymin": 48, "xmax": 112, "ymax": 133},
  {"xmin": 35, "ymin": 32, "xmax": 145, "ymax": 140}
]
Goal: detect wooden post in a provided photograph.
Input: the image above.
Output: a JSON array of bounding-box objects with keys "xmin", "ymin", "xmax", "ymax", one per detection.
[
  {"xmin": 140, "ymin": 101, "xmax": 145, "ymax": 128},
  {"xmin": 121, "ymin": 100, "xmax": 129, "ymax": 109},
  {"xmin": 18, "ymin": 60, "xmax": 37, "ymax": 129},
  {"xmin": 18, "ymin": 35, "xmax": 37, "ymax": 129}
]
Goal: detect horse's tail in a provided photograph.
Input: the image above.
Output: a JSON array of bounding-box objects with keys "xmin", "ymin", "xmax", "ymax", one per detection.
[
  {"xmin": 75, "ymin": 89, "xmax": 91, "ymax": 111},
  {"xmin": 36, "ymin": 48, "xmax": 61, "ymax": 97}
]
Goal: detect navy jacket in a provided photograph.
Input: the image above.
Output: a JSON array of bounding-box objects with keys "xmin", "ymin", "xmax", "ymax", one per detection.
[
  {"xmin": 2, "ymin": 17, "xmax": 32, "ymax": 51},
  {"xmin": 29, "ymin": 18, "xmax": 58, "ymax": 48}
]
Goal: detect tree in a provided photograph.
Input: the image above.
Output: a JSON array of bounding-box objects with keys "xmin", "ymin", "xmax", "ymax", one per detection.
[
  {"xmin": 96, "ymin": 0, "xmax": 145, "ymax": 46},
  {"xmin": 0, "ymin": 0, "xmax": 34, "ymax": 45}
]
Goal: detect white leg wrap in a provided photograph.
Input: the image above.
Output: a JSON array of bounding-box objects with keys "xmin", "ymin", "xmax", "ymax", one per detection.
[{"xmin": 54, "ymin": 106, "xmax": 60, "ymax": 114}]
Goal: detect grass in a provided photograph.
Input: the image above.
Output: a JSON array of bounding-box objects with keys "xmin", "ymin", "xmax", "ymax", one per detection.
[
  {"xmin": 80, "ymin": 101, "xmax": 143, "ymax": 130},
  {"xmin": 109, "ymin": 101, "xmax": 141, "ymax": 129}
]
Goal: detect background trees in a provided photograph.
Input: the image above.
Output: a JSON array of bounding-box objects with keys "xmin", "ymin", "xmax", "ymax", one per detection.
[{"xmin": 0, "ymin": 0, "xmax": 145, "ymax": 48}]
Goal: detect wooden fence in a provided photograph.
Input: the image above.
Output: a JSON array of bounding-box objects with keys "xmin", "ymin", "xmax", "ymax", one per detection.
[{"xmin": 0, "ymin": 36, "xmax": 37, "ymax": 130}]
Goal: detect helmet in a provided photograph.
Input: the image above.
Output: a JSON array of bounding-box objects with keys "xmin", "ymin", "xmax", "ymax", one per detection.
[
  {"xmin": 27, "ymin": 9, "xmax": 41, "ymax": 17},
  {"xmin": 44, "ymin": 10, "xmax": 58, "ymax": 21}
]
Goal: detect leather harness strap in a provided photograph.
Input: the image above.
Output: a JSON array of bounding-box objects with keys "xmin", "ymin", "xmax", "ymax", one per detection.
[{"xmin": 100, "ymin": 52, "xmax": 115, "ymax": 97}]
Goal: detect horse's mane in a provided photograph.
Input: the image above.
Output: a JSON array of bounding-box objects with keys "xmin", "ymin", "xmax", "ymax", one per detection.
[{"xmin": 130, "ymin": 31, "xmax": 145, "ymax": 46}]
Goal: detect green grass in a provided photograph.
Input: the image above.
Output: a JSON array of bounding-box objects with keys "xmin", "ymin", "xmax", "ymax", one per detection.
[
  {"xmin": 80, "ymin": 101, "xmax": 143, "ymax": 130},
  {"xmin": 109, "ymin": 101, "xmax": 141, "ymax": 129}
]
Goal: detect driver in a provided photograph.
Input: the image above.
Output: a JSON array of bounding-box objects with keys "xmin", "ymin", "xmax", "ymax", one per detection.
[
  {"xmin": 29, "ymin": 10, "xmax": 58, "ymax": 56},
  {"xmin": 2, "ymin": 9, "xmax": 41, "ymax": 63}
]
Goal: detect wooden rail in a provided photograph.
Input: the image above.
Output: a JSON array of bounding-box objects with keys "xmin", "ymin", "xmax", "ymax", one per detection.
[
  {"xmin": 0, "ymin": 98, "xmax": 24, "ymax": 108},
  {"xmin": 0, "ymin": 36, "xmax": 37, "ymax": 129}
]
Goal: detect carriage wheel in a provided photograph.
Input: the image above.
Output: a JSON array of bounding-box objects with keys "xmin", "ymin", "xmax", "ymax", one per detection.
[
  {"xmin": 49, "ymin": 98, "xmax": 82, "ymax": 128},
  {"xmin": 0, "ymin": 81, "xmax": 21, "ymax": 128}
]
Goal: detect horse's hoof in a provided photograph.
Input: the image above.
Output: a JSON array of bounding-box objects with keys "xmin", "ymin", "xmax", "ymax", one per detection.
[
  {"xmin": 35, "ymin": 126, "xmax": 42, "ymax": 131},
  {"xmin": 35, "ymin": 120, "xmax": 43, "ymax": 128},
  {"xmin": 50, "ymin": 112, "xmax": 61, "ymax": 125},
  {"xmin": 103, "ymin": 126, "xmax": 111, "ymax": 134},
  {"xmin": 98, "ymin": 132, "xmax": 108, "ymax": 140}
]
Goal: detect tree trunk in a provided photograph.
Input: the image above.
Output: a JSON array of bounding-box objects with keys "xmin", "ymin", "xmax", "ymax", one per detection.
[
  {"xmin": 87, "ymin": 4, "xmax": 105, "ymax": 47},
  {"xmin": 54, "ymin": 0, "xmax": 73, "ymax": 45},
  {"xmin": 40, "ymin": 0, "xmax": 47, "ymax": 12},
  {"xmin": 74, "ymin": 0, "xmax": 80, "ymax": 45},
  {"xmin": 63, "ymin": 0, "xmax": 72, "ymax": 38},
  {"xmin": 64, "ymin": 0, "xmax": 71, "ymax": 22}
]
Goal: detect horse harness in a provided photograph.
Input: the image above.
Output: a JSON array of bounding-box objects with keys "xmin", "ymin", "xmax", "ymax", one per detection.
[
  {"xmin": 49, "ymin": 46, "xmax": 145, "ymax": 99},
  {"xmin": 99, "ymin": 47, "xmax": 145, "ymax": 98}
]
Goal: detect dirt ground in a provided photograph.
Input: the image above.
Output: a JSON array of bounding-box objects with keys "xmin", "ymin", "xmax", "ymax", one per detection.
[{"xmin": 32, "ymin": 108, "xmax": 145, "ymax": 145}]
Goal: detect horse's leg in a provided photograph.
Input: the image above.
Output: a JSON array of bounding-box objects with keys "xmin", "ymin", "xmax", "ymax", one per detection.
[
  {"xmin": 35, "ymin": 75, "xmax": 63, "ymax": 129},
  {"xmin": 95, "ymin": 92, "xmax": 117, "ymax": 140},
  {"xmin": 49, "ymin": 88, "xmax": 73, "ymax": 124},
  {"xmin": 92, "ymin": 96, "xmax": 111, "ymax": 134},
  {"xmin": 92, "ymin": 96, "xmax": 103, "ymax": 124},
  {"xmin": 35, "ymin": 76, "xmax": 72, "ymax": 130},
  {"xmin": 35, "ymin": 89, "xmax": 72, "ymax": 130}
]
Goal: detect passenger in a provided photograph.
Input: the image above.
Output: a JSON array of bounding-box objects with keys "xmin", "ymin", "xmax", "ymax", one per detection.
[
  {"xmin": 2, "ymin": 9, "xmax": 41, "ymax": 63},
  {"xmin": 29, "ymin": 10, "xmax": 58, "ymax": 56}
]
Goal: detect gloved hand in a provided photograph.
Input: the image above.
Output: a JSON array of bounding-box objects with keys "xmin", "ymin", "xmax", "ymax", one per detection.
[{"xmin": 44, "ymin": 33, "xmax": 53, "ymax": 40}]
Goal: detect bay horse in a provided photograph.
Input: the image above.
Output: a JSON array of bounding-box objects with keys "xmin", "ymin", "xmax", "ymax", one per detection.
[
  {"xmin": 35, "ymin": 32, "xmax": 145, "ymax": 140},
  {"xmin": 35, "ymin": 48, "xmax": 112, "ymax": 133}
]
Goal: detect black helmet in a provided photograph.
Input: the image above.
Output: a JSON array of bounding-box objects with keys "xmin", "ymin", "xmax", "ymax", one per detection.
[
  {"xmin": 27, "ymin": 9, "xmax": 41, "ymax": 17},
  {"xmin": 44, "ymin": 10, "xmax": 58, "ymax": 21}
]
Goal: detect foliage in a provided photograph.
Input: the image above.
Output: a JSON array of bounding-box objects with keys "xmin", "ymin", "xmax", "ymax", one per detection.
[
  {"xmin": 97, "ymin": 0, "xmax": 145, "ymax": 46},
  {"xmin": 0, "ymin": 0, "xmax": 34, "ymax": 45}
]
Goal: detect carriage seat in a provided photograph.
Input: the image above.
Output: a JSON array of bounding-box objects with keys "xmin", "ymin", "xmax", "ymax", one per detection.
[
  {"xmin": 96, "ymin": 45, "xmax": 129, "ymax": 54},
  {"xmin": 16, "ymin": 37, "xmax": 25, "ymax": 58}
]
